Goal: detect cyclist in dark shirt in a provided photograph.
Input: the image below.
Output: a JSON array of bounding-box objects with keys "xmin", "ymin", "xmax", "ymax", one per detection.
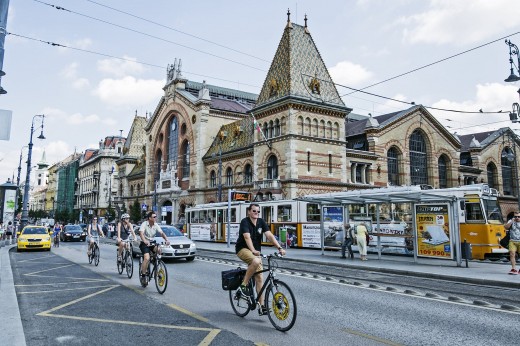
[{"xmin": 236, "ymin": 203, "xmax": 285, "ymax": 315}]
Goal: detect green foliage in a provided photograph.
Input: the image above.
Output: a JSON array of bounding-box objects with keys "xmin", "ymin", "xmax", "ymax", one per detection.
[{"xmin": 129, "ymin": 199, "xmax": 142, "ymax": 224}]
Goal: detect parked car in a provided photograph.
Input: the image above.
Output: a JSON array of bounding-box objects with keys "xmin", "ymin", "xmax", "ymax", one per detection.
[
  {"xmin": 132, "ymin": 225, "xmax": 196, "ymax": 261},
  {"xmin": 17, "ymin": 225, "xmax": 52, "ymax": 252},
  {"xmin": 61, "ymin": 224, "xmax": 87, "ymax": 242}
]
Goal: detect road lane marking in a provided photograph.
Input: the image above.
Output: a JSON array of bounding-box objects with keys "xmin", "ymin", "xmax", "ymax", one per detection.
[
  {"xmin": 198, "ymin": 328, "xmax": 221, "ymax": 346},
  {"xmin": 15, "ymin": 280, "xmax": 110, "ymax": 287},
  {"xmin": 17, "ymin": 285, "xmax": 115, "ymax": 294},
  {"xmin": 37, "ymin": 285, "xmax": 119, "ymax": 315},
  {"xmin": 17, "ymin": 255, "xmax": 57, "ymax": 263},
  {"xmin": 24, "ymin": 264, "xmax": 75, "ymax": 275},
  {"xmin": 168, "ymin": 303, "xmax": 209, "ymax": 322},
  {"xmin": 343, "ymin": 328, "xmax": 403, "ymax": 346}
]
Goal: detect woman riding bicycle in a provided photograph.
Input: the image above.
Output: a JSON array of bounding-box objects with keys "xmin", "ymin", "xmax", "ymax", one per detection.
[
  {"xmin": 52, "ymin": 223, "xmax": 62, "ymax": 246},
  {"xmin": 138, "ymin": 211, "xmax": 170, "ymax": 285},
  {"xmin": 87, "ymin": 217, "xmax": 105, "ymax": 257},
  {"xmin": 117, "ymin": 213, "xmax": 137, "ymax": 262}
]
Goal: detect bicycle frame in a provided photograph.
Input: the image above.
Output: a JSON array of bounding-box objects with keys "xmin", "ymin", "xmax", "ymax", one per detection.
[{"xmin": 248, "ymin": 256, "xmax": 277, "ymax": 305}]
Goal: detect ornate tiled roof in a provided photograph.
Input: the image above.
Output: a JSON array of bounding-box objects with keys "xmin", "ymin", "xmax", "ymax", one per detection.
[
  {"xmin": 202, "ymin": 116, "xmax": 255, "ymax": 160},
  {"xmin": 254, "ymin": 22, "xmax": 346, "ymax": 110}
]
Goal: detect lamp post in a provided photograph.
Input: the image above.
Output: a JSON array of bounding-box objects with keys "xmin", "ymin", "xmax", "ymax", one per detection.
[
  {"xmin": 508, "ymin": 102, "xmax": 520, "ymax": 210},
  {"xmin": 14, "ymin": 145, "xmax": 28, "ymax": 228},
  {"xmin": 504, "ymin": 39, "xmax": 520, "ymax": 83},
  {"xmin": 20, "ymin": 115, "xmax": 45, "ymax": 230},
  {"xmin": 217, "ymin": 130, "xmax": 227, "ymax": 202}
]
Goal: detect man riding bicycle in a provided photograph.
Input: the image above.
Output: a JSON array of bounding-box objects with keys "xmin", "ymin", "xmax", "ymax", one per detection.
[
  {"xmin": 236, "ymin": 203, "xmax": 285, "ymax": 315},
  {"xmin": 87, "ymin": 217, "xmax": 105, "ymax": 257},
  {"xmin": 117, "ymin": 213, "xmax": 137, "ymax": 262},
  {"xmin": 139, "ymin": 211, "xmax": 170, "ymax": 285}
]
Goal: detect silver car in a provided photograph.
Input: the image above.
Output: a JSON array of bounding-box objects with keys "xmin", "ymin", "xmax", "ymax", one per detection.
[{"xmin": 133, "ymin": 225, "xmax": 196, "ymax": 262}]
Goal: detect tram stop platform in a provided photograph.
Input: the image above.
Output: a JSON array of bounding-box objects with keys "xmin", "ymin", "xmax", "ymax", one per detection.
[{"xmin": 194, "ymin": 241, "xmax": 520, "ymax": 289}]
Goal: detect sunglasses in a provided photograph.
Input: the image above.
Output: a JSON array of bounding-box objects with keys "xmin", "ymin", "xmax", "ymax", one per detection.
[
  {"xmin": 251, "ymin": 210, "xmax": 260, "ymax": 213},
  {"xmin": 151, "ymin": 216, "xmax": 157, "ymax": 218}
]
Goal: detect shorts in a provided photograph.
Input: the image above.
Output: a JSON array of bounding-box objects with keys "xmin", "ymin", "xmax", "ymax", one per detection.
[
  {"xmin": 509, "ymin": 240, "xmax": 520, "ymax": 253},
  {"xmin": 139, "ymin": 242, "xmax": 156, "ymax": 255},
  {"xmin": 237, "ymin": 248, "xmax": 263, "ymax": 272},
  {"xmin": 6, "ymin": 231, "xmax": 12, "ymax": 236}
]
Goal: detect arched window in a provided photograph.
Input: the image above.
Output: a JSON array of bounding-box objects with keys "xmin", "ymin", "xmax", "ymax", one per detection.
[
  {"xmin": 307, "ymin": 151, "xmax": 311, "ymax": 172},
  {"xmin": 320, "ymin": 120, "xmax": 325, "ymax": 137},
  {"xmin": 225, "ymin": 167, "xmax": 233, "ymax": 186},
  {"xmin": 334, "ymin": 122, "xmax": 340, "ymax": 139},
  {"xmin": 154, "ymin": 149, "xmax": 162, "ymax": 182},
  {"xmin": 409, "ymin": 129, "xmax": 428, "ymax": 185},
  {"xmin": 487, "ymin": 162, "xmax": 497, "ymax": 189},
  {"xmin": 387, "ymin": 147, "xmax": 400, "ymax": 186},
  {"xmin": 181, "ymin": 141, "xmax": 190, "ymax": 178},
  {"xmin": 168, "ymin": 116, "xmax": 179, "ymax": 167},
  {"xmin": 244, "ymin": 164, "xmax": 253, "ymax": 184},
  {"xmin": 438, "ymin": 155, "xmax": 448, "ymax": 188},
  {"xmin": 312, "ymin": 119, "xmax": 318, "ymax": 137},
  {"xmin": 210, "ymin": 170, "xmax": 216, "ymax": 187},
  {"xmin": 137, "ymin": 183, "xmax": 141, "ymax": 195},
  {"xmin": 327, "ymin": 121, "xmax": 333, "ymax": 139},
  {"xmin": 274, "ymin": 119, "xmax": 281, "ymax": 137},
  {"xmin": 130, "ymin": 185, "xmax": 134, "ymax": 197},
  {"xmin": 502, "ymin": 147, "xmax": 514, "ymax": 195},
  {"xmin": 305, "ymin": 117, "xmax": 311, "ymax": 136},
  {"xmin": 269, "ymin": 120, "xmax": 274, "ymax": 138},
  {"xmin": 267, "ymin": 155, "xmax": 278, "ymax": 180},
  {"xmin": 262, "ymin": 123, "xmax": 268, "ymax": 139},
  {"xmin": 298, "ymin": 116, "xmax": 304, "ymax": 135},
  {"xmin": 329, "ymin": 154, "xmax": 332, "ymax": 174}
]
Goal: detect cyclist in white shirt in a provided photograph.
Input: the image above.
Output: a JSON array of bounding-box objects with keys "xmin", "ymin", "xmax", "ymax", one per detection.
[{"xmin": 139, "ymin": 211, "xmax": 170, "ymax": 284}]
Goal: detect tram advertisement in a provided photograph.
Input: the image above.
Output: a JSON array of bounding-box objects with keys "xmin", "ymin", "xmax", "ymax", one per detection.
[
  {"xmin": 414, "ymin": 204, "xmax": 453, "ymax": 259},
  {"xmin": 323, "ymin": 206, "xmax": 344, "ymax": 248},
  {"xmin": 301, "ymin": 224, "xmax": 321, "ymax": 248}
]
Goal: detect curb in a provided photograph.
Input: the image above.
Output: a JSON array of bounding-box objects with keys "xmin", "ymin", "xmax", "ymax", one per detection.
[{"xmin": 197, "ymin": 246, "xmax": 520, "ymax": 290}]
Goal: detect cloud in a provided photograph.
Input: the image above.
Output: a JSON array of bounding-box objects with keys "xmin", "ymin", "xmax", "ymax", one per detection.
[
  {"xmin": 93, "ymin": 76, "xmax": 164, "ymax": 106},
  {"xmin": 397, "ymin": 0, "xmax": 520, "ymax": 45},
  {"xmin": 42, "ymin": 107, "xmax": 115, "ymax": 126},
  {"xmin": 60, "ymin": 63, "xmax": 90, "ymax": 89},
  {"xmin": 97, "ymin": 56, "xmax": 147, "ymax": 77},
  {"xmin": 329, "ymin": 60, "xmax": 373, "ymax": 87},
  {"xmin": 431, "ymin": 83, "xmax": 519, "ymax": 133}
]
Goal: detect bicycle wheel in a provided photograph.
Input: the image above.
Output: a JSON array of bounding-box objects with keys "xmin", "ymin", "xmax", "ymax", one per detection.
[
  {"xmin": 229, "ymin": 285, "xmax": 251, "ymax": 317},
  {"xmin": 94, "ymin": 244, "xmax": 100, "ymax": 266},
  {"xmin": 154, "ymin": 260, "xmax": 168, "ymax": 294},
  {"xmin": 125, "ymin": 249, "xmax": 133, "ymax": 279},
  {"xmin": 88, "ymin": 246, "xmax": 93, "ymax": 264},
  {"xmin": 265, "ymin": 280, "xmax": 297, "ymax": 332},
  {"xmin": 117, "ymin": 250, "xmax": 123, "ymax": 274}
]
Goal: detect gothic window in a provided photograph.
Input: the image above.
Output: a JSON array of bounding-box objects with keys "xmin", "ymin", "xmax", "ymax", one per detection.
[
  {"xmin": 305, "ymin": 117, "xmax": 311, "ymax": 136},
  {"xmin": 487, "ymin": 162, "xmax": 497, "ymax": 189},
  {"xmin": 327, "ymin": 121, "xmax": 333, "ymax": 139},
  {"xmin": 263, "ymin": 123, "xmax": 268, "ymax": 139},
  {"xmin": 409, "ymin": 129, "xmax": 428, "ymax": 185},
  {"xmin": 438, "ymin": 155, "xmax": 448, "ymax": 188},
  {"xmin": 154, "ymin": 149, "xmax": 162, "ymax": 182},
  {"xmin": 137, "ymin": 183, "xmax": 141, "ymax": 195},
  {"xmin": 267, "ymin": 155, "xmax": 278, "ymax": 180},
  {"xmin": 181, "ymin": 141, "xmax": 190, "ymax": 178},
  {"xmin": 334, "ymin": 122, "xmax": 340, "ymax": 139},
  {"xmin": 269, "ymin": 120, "xmax": 274, "ymax": 138},
  {"xmin": 312, "ymin": 119, "xmax": 318, "ymax": 137},
  {"xmin": 225, "ymin": 167, "xmax": 233, "ymax": 186},
  {"xmin": 210, "ymin": 170, "xmax": 216, "ymax": 187},
  {"xmin": 387, "ymin": 147, "xmax": 400, "ymax": 186},
  {"xmin": 502, "ymin": 147, "xmax": 514, "ymax": 195},
  {"xmin": 244, "ymin": 164, "xmax": 253, "ymax": 184},
  {"xmin": 329, "ymin": 154, "xmax": 332, "ymax": 174},
  {"xmin": 298, "ymin": 116, "xmax": 304, "ymax": 135},
  {"xmin": 274, "ymin": 119, "xmax": 281, "ymax": 137},
  {"xmin": 168, "ymin": 116, "xmax": 179, "ymax": 167},
  {"xmin": 320, "ymin": 120, "xmax": 325, "ymax": 137},
  {"xmin": 307, "ymin": 151, "xmax": 311, "ymax": 172},
  {"xmin": 130, "ymin": 185, "xmax": 134, "ymax": 197}
]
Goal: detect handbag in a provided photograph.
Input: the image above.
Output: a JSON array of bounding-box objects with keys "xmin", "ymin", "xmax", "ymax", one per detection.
[
  {"xmin": 221, "ymin": 267, "xmax": 246, "ymax": 290},
  {"xmin": 366, "ymin": 233, "xmax": 370, "ymax": 246},
  {"xmin": 500, "ymin": 232, "xmax": 510, "ymax": 248}
]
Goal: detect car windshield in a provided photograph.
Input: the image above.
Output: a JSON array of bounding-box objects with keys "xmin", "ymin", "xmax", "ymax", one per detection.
[
  {"xmin": 157, "ymin": 227, "xmax": 183, "ymax": 237},
  {"xmin": 65, "ymin": 225, "xmax": 82, "ymax": 231},
  {"xmin": 23, "ymin": 228, "xmax": 47, "ymax": 235}
]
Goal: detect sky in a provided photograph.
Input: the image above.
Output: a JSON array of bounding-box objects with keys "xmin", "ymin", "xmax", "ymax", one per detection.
[{"xmin": 1, "ymin": 0, "xmax": 520, "ymax": 184}]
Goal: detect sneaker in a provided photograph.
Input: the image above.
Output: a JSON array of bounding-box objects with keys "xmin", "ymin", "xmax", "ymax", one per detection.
[
  {"xmin": 258, "ymin": 306, "xmax": 268, "ymax": 316},
  {"xmin": 509, "ymin": 269, "xmax": 518, "ymax": 275},
  {"xmin": 237, "ymin": 284, "xmax": 251, "ymax": 297}
]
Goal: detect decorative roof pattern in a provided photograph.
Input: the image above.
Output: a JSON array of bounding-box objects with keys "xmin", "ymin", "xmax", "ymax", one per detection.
[
  {"xmin": 185, "ymin": 80, "xmax": 257, "ymax": 104},
  {"xmin": 202, "ymin": 116, "xmax": 255, "ymax": 160},
  {"xmin": 254, "ymin": 23, "xmax": 345, "ymax": 109}
]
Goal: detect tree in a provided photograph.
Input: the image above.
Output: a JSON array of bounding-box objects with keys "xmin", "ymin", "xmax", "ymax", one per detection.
[{"xmin": 130, "ymin": 199, "xmax": 141, "ymax": 224}]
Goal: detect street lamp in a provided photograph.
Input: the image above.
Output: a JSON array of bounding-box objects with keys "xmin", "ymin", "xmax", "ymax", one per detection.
[
  {"xmin": 14, "ymin": 145, "xmax": 28, "ymax": 227},
  {"xmin": 20, "ymin": 114, "xmax": 45, "ymax": 230},
  {"xmin": 217, "ymin": 130, "xmax": 227, "ymax": 202},
  {"xmin": 504, "ymin": 39, "xmax": 520, "ymax": 83}
]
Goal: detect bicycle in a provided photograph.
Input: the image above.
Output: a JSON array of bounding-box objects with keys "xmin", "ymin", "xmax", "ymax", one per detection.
[
  {"xmin": 53, "ymin": 233, "xmax": 60, "ymax": 248},
  {"xmin": 137, "ymin": 240, "xmax": 168, "ymax": 294},
  {"xmin": 88, "ymin": 235, "xmax": 101, "ymax": 266},
  {"xmin": 117, "ymin": 238, "xmax": 134, "ymax": 278},
  {"xmin": 229, "ymin": 253, "xmax": 297, "ymax": 332}
]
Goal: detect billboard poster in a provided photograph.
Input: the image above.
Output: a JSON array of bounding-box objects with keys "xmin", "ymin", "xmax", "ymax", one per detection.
[
  {"xmin": 190, "ymin": 224, "xmax": 211, "ymax": 241},
  {"xmin": 2, "ymin": 188, "xmax": 15, "ymax": 224},
  {"xmin": 301, "ymin": 223, "xmax": 321, "ymax": 248},
  {"xmin": 228, "ymin": 223, "xmax": 239, "ymax": 243},
  {"xmin": 415, "ymin": 204, "xmax": 452, "ymax": 259},
  {"xmin": 323, "ymin": 206, "xmax": 344, "ymax": 248}
]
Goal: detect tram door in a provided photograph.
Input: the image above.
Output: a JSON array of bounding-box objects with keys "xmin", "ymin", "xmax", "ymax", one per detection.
[{"xmin": 262, "ymin": 205, "xmax": 274, "ymax": 238}]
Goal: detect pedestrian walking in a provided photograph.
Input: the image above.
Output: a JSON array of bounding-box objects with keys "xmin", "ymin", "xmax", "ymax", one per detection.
[
  {"xmin": 341, "ymin": 223, "xmax": 354, "ymax": 259},
  {"xmin": 355, "ymin": 222, "xmax": 369, "ymax": 261},
  {"xmin": 504, "ymin": 212, "xmax": 520, "ymax": 275}
]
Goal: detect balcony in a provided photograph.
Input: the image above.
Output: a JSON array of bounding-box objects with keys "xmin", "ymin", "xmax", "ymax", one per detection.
[{"xmin": 254, "ymin": 179, "xmax": 281, "ymax": 190}]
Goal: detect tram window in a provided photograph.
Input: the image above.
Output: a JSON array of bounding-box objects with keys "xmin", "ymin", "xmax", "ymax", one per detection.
[
  {"xmin": 465, "ymin": 202, "xmax": 484, "ymax": 222},
  {"xmin": 208, "ymin": 210, "xmax": 216, "ymax": 222},
  {"xmin": 231, "ymin": 208, "xmax": 237, "ymax": 222},
  {"xmin": 277, "ymin": 205, "xmax": 292, "ymax": 222},
  {"xmin": 262, "ymin": 207, "xmax": 273, "ymax": 224},
  {"xmin": 483, "ymin": 199, "xmax": 503, "ymax": 223},
  {"xmin": 307, "ymin": 203, "xmax": 320, "ymax": 221}
]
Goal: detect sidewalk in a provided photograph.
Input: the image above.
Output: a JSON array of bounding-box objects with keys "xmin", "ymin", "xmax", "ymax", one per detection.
[{"xmin": 194, "ymin": 241, "xmax": 520, "ymax": 289}]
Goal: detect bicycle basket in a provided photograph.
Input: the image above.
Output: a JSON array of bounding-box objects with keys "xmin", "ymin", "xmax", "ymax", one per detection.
[{"xmin": 221, "ymin": 267, "xmax": 245, "ymax": 290}]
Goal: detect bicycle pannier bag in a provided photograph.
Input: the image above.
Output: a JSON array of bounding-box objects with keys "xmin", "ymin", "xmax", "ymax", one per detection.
[{"xmin": 221, "ymin": 268, "xmax": 245, "ymax": 290}]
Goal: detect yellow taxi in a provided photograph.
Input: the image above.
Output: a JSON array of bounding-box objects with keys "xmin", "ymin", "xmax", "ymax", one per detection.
[{"xmin": 17, "ymin": 225, "xmax": 52, "ymax": 252}]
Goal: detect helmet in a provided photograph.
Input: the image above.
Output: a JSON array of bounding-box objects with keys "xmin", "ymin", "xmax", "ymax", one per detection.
[{"xmin": 121, "ymin": 213, "xmax": 130, "ymax": 219}]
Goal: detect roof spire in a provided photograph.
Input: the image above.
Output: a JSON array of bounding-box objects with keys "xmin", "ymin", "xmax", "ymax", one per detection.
[
  {"xmin": 304, "ymin": 14, "xmax": 309, "ymax": 34},
  {"xmin": 286, "ymin": 8, "xmax": 293, "ymax": 29}
]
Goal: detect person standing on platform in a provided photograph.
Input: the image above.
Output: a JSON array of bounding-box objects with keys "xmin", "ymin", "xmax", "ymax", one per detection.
[
  {"xmin": 355, "ymin": 222, "xmax": 369, "ymax": 261},
  {"xmin": 341, "ymin": 223, "xmax": 354, "ymax": 259},
  {"xmin": 504, "ymin": 212, "xmax": 520, "ymax": 275}
]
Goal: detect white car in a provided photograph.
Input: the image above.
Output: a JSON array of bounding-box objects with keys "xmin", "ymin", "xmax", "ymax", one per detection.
[{"xmin": 133, "ymin": 225, "xmax": 196, "ymax": 262}]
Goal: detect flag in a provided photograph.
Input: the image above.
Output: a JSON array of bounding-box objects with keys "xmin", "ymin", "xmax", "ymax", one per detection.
[{"xmin": 250, "ymin": 112, "xmax": 271, "ymax": 149}]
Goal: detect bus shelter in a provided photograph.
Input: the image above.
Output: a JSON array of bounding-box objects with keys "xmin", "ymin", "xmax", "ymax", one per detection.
[{"xmin": 297, "ymin": 186, "xmax": 467, "ymax": 267}]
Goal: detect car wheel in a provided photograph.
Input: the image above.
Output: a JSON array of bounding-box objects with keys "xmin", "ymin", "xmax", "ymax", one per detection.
[{"xmin": 186, "ymin": 256, "xmax": 195, "ymax": 262}]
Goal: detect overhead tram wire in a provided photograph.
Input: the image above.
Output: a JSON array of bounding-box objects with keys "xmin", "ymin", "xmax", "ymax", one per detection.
[
  {"xmin": 83, "ymin": 0, "xmax": 269, "ymax": 63},
  {"xmin": 6, "ymin": 32, "xmax": 261, "ymax": 90},
  {"xmin": 32, "ymin": 0, "xmax": 267, "ymax": 72}
]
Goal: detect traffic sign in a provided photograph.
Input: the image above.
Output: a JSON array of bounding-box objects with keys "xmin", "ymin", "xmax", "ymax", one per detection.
[{"xmin": 141, "ymin": 203, "xmax": 147, "ymax": 211}]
